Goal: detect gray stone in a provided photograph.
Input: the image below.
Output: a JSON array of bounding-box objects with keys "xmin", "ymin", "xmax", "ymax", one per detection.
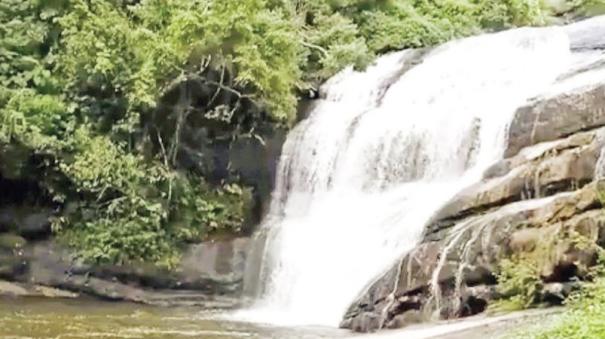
[
  {"xmin": 0, "ymin": 280, "xmax": 78, "ymax": 298},
  {"xmin": 505, "ymin": 81, "xmax": 605, "ymax": 159},
  {"xmin": 541, "ymin": 281, "xmax": 582, "ymax": 304},
  {"xmin": 386, "ymin": 310, "xmax": 424, "ymax": 329},
  {"xmin": 177, "ymin": 238, "xmax": 249, "ymax": 293},
  {"xmin": 17, "ymin": 211, "xmax": 52, "ymax": 239},
  {"xmin": 347, "ymin": 312, "xmax": 382, "ymax": 333},
  {"xmin": 567, "ymin": 16, "xmax": 605, "ymax": 51},
  {"xmin": 0, "ymin": 236, "xmax": 252, "ymax": 306}
]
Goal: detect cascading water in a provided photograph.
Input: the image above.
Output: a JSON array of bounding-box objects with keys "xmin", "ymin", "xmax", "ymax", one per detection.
[{"xmin": 239, "ymin": 27, "xmax": 574, "ymax": 327}]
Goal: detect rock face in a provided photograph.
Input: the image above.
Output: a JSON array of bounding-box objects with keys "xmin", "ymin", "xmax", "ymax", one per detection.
[
  {"xmin": 0, "ymin": 207, "xmax": 53, "ymax": 240},
  {"xmin": 342, "ymin": 22, "xmax": 605, "ymax": 332},
  {"xmin": 0, "ymin": 229, "xmax": 250, "ymax": 306}
]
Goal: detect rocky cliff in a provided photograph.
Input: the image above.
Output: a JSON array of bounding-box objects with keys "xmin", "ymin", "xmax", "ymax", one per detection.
[{"xmin": 342, "ymin": 16, "xmax": 605, "ymax": 332}]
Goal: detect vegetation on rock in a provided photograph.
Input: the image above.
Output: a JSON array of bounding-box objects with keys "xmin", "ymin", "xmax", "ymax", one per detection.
[
  {"xmin": 497, "ymin": 187, "xmax": 605, "ymax": 337},
  {"xmin": 492, "ymin": 217, "xmax": 602, "ymax": 311},
  {"xmin": 511, "ymin": 249, "xmax": 605, "ymax": 339}
]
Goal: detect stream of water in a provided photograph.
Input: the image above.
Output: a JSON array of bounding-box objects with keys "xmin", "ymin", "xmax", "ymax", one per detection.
[{"xmin": 240, "ymin": 26, "xmax": 572, "ymax": 327}]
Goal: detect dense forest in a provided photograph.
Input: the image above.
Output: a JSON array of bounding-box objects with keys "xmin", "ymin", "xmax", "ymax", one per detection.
[{"xmin": 1, "ymin": 0, "xmax": 602, "ymax": 268}]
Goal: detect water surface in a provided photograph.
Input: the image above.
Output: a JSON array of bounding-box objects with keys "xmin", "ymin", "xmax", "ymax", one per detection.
[
  {"xmin": 0, "ymin": 297, "xmax": 351, "ymax": 339},
  {"xmin": 0, "ymin": 297, "xmax": 556, "ymax": 339}
]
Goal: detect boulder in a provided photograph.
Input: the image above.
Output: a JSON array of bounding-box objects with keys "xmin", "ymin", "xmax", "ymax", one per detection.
[
  {"xmin": 177, "ymin": 237, "xmax": 249, "ymax": 293},
  {"xmin": 504, "ymin": 74, "xmax": 605, "ymax": 158},
  {"xmin": 566, "ymin": 15, "xmax": 605, "ymax": 51},
  {"xmin": 540, "ymin": 281, "xmax": 581, "ymax": 303},
  {"xmin": 385, "ymin": 310, "xmax": 424, "ymax": 329},
  {"xmin": 86, "ymin": 238, "xmax": 250, "ymax": 294},
  {"xmin": 0, "ymin": 280, "xmax": 78, "ymax": 298},
  {"xmin": 0, "ymin": 207, "xmax": 53, "ymax": 240},
  {"xmin": 17, "ymin": 211, "xmax": 52, "ymax": 240}
]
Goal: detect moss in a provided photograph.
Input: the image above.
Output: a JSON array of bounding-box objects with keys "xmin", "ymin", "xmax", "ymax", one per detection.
[
  {"xmin": 1, "ymin": 0, "xmax": 600, "ymax": 268},
  {"xmin": 492, "ymin": 223, "xmax": 600, "ymax": 312},
  {"xmin": 511, "ymin": 278, "xmax": 605, "ymax": 338}
]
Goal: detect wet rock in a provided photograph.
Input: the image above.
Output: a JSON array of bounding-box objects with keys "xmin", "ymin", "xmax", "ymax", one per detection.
[
  {"xmin": 51, "ymin": 274, "xmax": 238, "ymax": 307},
  {"xmin": 508, "ymin": 210, "xmax": 605, "ymax": 280},
  {"xmin": 460, "ymin": 285, "xmax": 500, "ymax": 311},
  {"xmin": 385, "ymin": 310, "xmax": 424, "ymax": 329},
  {"xmin": 0, "ymin": 253, "xmax": 26, "ymax": 280},
  {"xmin": 0, "ymin": 280, "xmax": 29, "ymax": 296},
  {"xmin": 396, "ymin": 242, "xmax": 443, "ymax": 294},
  {"xmin": 90, "ymin": 238, "xmax": 250, "ymax": 294},
  {"xmin": 177, "ymin": 238, "xmax": 249, "ymax": 293},
  {"xmin": 505, "ymin": 78, "xmax": 605, "ymax": 158},
  {"xmin": 342, "ymin": 183, "xmax": 605, "ymax": 331},
  {"xmin": 508, "ymin": 228, "xmax": 543, "ymax": 253}
]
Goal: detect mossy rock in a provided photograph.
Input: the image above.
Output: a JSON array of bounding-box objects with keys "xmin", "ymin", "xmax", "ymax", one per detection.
[{"xmin": 0, "ymin": 233, "xmax": 27, "ymax": 250}]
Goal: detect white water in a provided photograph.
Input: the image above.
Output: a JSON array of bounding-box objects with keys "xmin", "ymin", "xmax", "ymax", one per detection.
[{"xmin": 238, "ymin": 27, "xmax": 574, "ymax": 327}]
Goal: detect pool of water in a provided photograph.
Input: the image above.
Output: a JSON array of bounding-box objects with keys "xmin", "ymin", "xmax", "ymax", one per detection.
[
  {"xmin": 0, "ymin": 297, "xmax": 353, "ymax": 339},
  {"xmin": 0, "ymin": 297, "xmax": 553, "ymax": 339}
]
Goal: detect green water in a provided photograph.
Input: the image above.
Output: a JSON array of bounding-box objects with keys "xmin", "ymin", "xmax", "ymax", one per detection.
[
  {"xmin": 0, "ymin": 297, "xmax": 548, "ymax": 339},
  {"xmin": 0, "ymin": 297, "xmax": 352, "ymax": 339}
]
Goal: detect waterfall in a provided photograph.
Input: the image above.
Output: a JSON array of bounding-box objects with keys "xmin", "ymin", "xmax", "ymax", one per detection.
[{"xmin": 239, "ymin": 26, "xmax": 573, "ymax": 327}]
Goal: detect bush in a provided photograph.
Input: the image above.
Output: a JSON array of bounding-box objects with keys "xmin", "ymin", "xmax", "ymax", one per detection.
[{"xmin": 492, "ymin": 255, "xmax": 543, "ymax": 312}]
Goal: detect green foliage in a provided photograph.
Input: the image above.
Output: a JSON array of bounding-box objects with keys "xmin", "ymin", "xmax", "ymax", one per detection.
[
  {"xmin": 512, "ymin": 278, "xmax": 605, "ymax": 338},
  {"xmin": 302, "ymin": 11, "xmax": 372, "ymax": 83},
  {"xmin": 53, "ymin": 127, "xmax": 250, "ymax": 267},
  {"xmin": 493, "ymin": 254, "xmax": 543, "ymax": 311},
  {"xmin": 0, "ymin": 90, "xmax": 69, "ymax": 143},
  {"xmin": 58, "ymin": 0, "xmax": 303, "ymax": 123}
]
